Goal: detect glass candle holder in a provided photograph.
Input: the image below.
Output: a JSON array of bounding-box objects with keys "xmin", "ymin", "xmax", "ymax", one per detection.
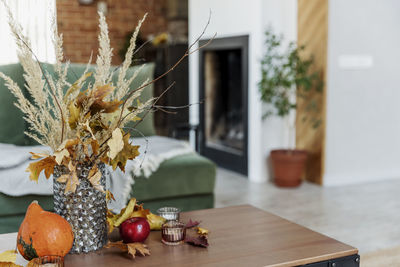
[
  {"xmin": 157, "ymin": 207, "xmax": 181, "ymax": 221},
  {"xmin": 161, "ymin": 221, "xmax": 186, "ymax": 245},
  {"xmin": 29, "ymin": 256, "xmax": 64, "ymax": 267}
]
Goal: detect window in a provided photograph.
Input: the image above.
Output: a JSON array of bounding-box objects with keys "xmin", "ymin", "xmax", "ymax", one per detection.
[{"xmin": 0, "ymin": 0, "xmax": 56, "ymax": 64}]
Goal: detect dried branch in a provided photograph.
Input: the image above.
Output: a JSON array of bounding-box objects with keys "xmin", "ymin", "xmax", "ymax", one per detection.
[{"xmin": 116, "ymin": 12, "xmax": 215, "ymax": 130}]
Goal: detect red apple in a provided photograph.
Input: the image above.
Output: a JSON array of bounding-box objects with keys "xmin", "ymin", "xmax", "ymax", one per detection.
[{"xmin": 119, "ymin": 217, "xmax": 150, "ymax": 243}]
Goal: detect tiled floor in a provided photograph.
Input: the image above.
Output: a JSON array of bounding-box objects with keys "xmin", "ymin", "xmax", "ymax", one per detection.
[{"xmin": 214, "ymin": 168, "xmax": 400, "ymax": 254}]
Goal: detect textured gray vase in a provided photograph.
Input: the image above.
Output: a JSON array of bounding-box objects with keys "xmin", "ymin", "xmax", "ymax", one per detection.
[{"xmin": 53, "ymin": 163, "xmax": 108, "ymax": 254}]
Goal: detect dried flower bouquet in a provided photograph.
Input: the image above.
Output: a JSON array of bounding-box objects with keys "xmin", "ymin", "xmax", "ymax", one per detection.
[{"xmin": 0, "ymin": 1, "xmax": 212, "ymax": 195}]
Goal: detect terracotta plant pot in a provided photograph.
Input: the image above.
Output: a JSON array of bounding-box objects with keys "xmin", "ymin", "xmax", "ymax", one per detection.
[{"xmin": 270, "ymin": 149, "xmax": 307, "ymax": 187}]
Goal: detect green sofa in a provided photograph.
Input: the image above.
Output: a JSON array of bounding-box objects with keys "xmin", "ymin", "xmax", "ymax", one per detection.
[{"xmin": 0, "ymin": 63, "xmax": 216, "ymax": 234}]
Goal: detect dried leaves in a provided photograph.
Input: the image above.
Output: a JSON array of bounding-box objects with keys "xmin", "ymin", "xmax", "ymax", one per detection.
[
  {"xmin": 26, "ymin": 156, "xmax": 57, "ymax": 182},
  {"xmin": 0, "ymin": 250, "xmax": 18, "ymax": 265},
  {"xmin": 185, "ymin": 219, "xmax": 201, "ymax": 229},
  {"xmin": 108, "ymin": 133, "xmax": 140, "ymax": 172},
  {"xmin": 105, "ymin": 241, "xmax": 150, "ymax": 259},
  {"xmin": 196, "ymin": 227, "xmax": 209, "ymax": 236},
  {"xmin": 107, "ymin": 128, "xmax": 124, "ymax": 160},
  {"xmin": 184, "ymin": 219, "xmax": 210, "ymax": 248},
  {"xmin": 107, "ymin": 198, "xmax": 166, "ymax": 233},
  {"xmin": 88, "ymin": 165, "xmax": 104, "ymax": 192},
  {"xmin": 185, "ymin": 235, "xmax": 209, "ymax": 248},
  {"xmin": 2, "ymin": 5, "xmax": 209, "ymax": 194}
]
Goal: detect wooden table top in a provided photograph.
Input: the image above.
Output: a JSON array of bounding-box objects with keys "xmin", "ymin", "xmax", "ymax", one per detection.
[{"xmin": 3, "ymin": 205, "xmax": 358, "ymax": 267}]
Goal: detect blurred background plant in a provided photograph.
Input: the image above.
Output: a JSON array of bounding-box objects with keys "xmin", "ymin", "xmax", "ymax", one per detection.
[{"xmin": 259, "ymin": 28, "xmax": 323, "ymax": 131}]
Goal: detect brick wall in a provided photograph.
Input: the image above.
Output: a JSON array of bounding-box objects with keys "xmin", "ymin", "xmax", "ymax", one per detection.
[{"xmin": 56, "ymin": 0, "xmax": 168, "ymax": 64}]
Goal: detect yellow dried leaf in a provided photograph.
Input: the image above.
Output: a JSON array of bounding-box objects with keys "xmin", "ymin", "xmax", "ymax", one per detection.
[
  {"xmin": 114, "ymin": 198, "xmax": 136, "ymax": 227},
  {"xmin": 196, "ymin": 227, "xmax": 209, "ymax": 236},
  {"xmin": 57, "ymin": 138, "xmax": 80, "ymax": 160},
  {"xmin": 0, "ymin": 263, "xmax": 22, "ymax": 267},
  {"xmin": 94, "ymin": 84, "xmax": 115, "ymax": 100},
  {"xmin": 56, "ymin": 174, "xmax": 70, "ymax": 183},
  {"xmin": 89, "ymin": 170, "xmax": 104, "ymax": 192},
  {"xmin": 104, "ymin": 240, "xmax": 127, "ymax": 251},
  {"xmin": 68, "ymin": 102, "xmax": 81, "ymax": 130},
  {"xmin": 126, "ymin": 243, "xmax": 150, "ymax": 258},
  {"xmin": 0, "ymin": 250, "xmax": 17, "ymax": 263},
  {"xmin": 81, "ymin": 120, "xmax": 96, "ymax": 140},
  {"xmin": 65, "ymin": 163, "xmax": 79, "ymax": 193},
  {"xmin": 110, "ymin": 133, "xmax": 140, "ymax": 172},
  {"xmin": 63, "ymin": 72, "xmax": 92, "ymax": 103},
  {"xmin": 106, "ymin": 190, "xmax": 115, "ymax": 202},
  {"xmin": 146, "ymin": 213, "xmax": 166, "ymax": 230},
  {"xmin": 107, "ymin": 209, "xmax": 117, "ymax": 233},
  {"xmin": 91, "ymin": 140, "xmax": 100, "ymax": 156},
  {"xmin": 129, "ymin": 209, "xmax": 150, "ymax": 219},
  {"xmin": 54, "ymin": 149, "xmax": 69, "ymax": 165},
  {"xmin": 91, "ymin": 99, "xmax": 122, "ymax": 114},
  {"xmin": 68, "ymin": 161, "xmax": 74, "ymax": 172},
  {"xmin": 131, "ymin": 115, "xmax": 141, "ymax": 122},
  {"xmin": 26, "ymin": 156, "xmax": 57, "ymax": 182},
  {"xmin": 29, "ymin": 152, "xmax": 50, "ymax": 159},
  {"xmin": 104, "ymin": 241, "xmax": 150, "ymax": 259},
  {"xmin": 107, "ymin": 128, "xmax": 124, "ymax": 160}
]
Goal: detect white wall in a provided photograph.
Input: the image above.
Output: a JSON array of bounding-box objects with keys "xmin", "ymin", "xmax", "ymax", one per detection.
[
  {"xmin": 324, "ymin": 0, "xmax": 400, "ymax": 185},
  {"xmin": 189, "ymin": 0, "xmax": 297, "ymax": 183}
]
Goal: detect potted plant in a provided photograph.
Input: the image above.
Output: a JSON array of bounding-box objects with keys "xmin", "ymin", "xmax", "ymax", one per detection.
[{"xmin": 259, "ymin": 29, "xmax": 323, "ymax": 187}]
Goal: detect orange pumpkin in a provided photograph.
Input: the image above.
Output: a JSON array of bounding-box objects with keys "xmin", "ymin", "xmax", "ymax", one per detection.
[{"xmin": 17, "ymin": 201, "xmax": 74, "ymax": 260}]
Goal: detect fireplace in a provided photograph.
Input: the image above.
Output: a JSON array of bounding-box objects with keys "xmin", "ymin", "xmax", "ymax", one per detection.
[{"xmin": 198, "ymin": 35, "xmax": 248, "ymax": 175}]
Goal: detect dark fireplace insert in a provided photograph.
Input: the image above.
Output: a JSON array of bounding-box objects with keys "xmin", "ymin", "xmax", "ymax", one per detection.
[{"xmin": 198, "ymin": 35, "xmax": 248, "ymax": 175}]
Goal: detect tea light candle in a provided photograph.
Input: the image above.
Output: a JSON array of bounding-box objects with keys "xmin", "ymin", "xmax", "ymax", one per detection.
[
  {"xmin": 157, "ymin": 207, "xmax": 181, "ymax": 221},
  {"xmin": 161, "ymin": 221, "xmax": 186, "ymax": 245}
]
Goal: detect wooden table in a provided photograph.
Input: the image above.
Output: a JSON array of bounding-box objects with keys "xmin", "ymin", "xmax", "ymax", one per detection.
[{"xmin": 3, "ymin": 205, "xmax": 359, "ymax": 266}]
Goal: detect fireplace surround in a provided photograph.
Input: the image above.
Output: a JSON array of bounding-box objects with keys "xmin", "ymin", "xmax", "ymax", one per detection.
[{"xmin": 198, "ymin": 35, "xmax": 249, "ymax": 175}]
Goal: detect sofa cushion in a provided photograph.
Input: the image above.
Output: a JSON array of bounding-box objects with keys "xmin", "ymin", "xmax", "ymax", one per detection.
[
  {"xmin": 131, "ymin": 153, "xmax": 216, "ymax": 201},
  {"xmin": 0, "ymin": 64, "xmax": 28, "ymax": 145},
  {"xmin": 0, "ymin": 193, "xmax": 53, "ymax": 217}
]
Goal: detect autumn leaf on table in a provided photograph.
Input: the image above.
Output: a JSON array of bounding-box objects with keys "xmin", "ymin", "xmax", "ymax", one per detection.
[
  {"xmin": 146, "ymin": 213, "xmax": 166, "ymax": 230},
  {"xmin": 26, "ymin": 156, "xmax": 57, "ymax": 182},
  {"xmin": 129, "ymin": 208, "xmax": 150, "ymax": 219},
  {"xmin": 196, "ymin": 227, "xmax": 209, "ymax": 236},
  {"xmin": 185, "ymin": 219, "xmax": 201, "ymax": 228},
  {"xmin": 106, "ymin": 198, "xmax": 164, "ymax": 232},
  {"xmin": 105, "ymin": 241, "xmax": 150, "ymax": 259},
  {"xmin": 107, "ymin": 198, "xmax": 137, "ymax": 233},
  {"xmin": 185, "ymin": 235, "xmax": 209, "ymax": 248}
]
